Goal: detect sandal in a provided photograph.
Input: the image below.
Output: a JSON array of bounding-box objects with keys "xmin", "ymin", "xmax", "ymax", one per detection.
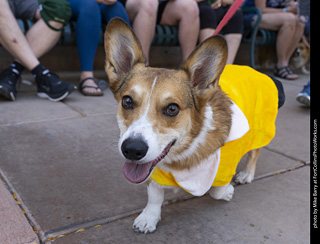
[
  {"xmin": 79, "ymin": 77, "xmax": 107, "ymax": 96},
  {"xmin": 274, "ymin": 66, "xmax": 298, "ymax": 80}
]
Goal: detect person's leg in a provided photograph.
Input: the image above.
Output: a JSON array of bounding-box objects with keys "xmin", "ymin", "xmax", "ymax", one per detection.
[
  {"xmin": 284, "ymin": 17, "xmax": 305, "ymax": 62},
  {"xmin": 160, "ymin": 0, "xmax": 199, "ymax": 62},
  {"xmin": 220, "ymin": 9, "xmax": 243, "ymax": 64},
  {"xmin": 0, "ymin": 0, "xmax": 40, "ymax": 100},
  {"xmin": 260, "ymin": 12, "xmax": 301, "ymax": 79},
  {"xmin": 0, "ymin": 0, "xmax": 39, "ymax": 70},
  {"xmin": 200, "ymin": 31, "xmax": 241, "ymax": 65},
  {"xmin": 0, "ymin": 0, "xmax": 76, "ymax": 101},
  {"xmin": 125, "ymin": 0, "xmax": 158, "ymax": 65},
  {"xmin": 198, "ymin": 2, "xmax": 217, "ymax": 43},
  {"xmin": 224, "ymin": 33, "xmax": 242, "ymax": 64},
  {"xmin": 199, "ymin": 28, "xmax": 213, "ymax": 43},
  {"xmin": 25, "ymin": 9, "xmax": 63, "ymax": 59},
  {"xmin": 69, "ymin": 0, "xmax": 103, "ymax": 95},
  {"xmin": 100, "ymin": 1, "xmax": 130, "ymax": 24}
]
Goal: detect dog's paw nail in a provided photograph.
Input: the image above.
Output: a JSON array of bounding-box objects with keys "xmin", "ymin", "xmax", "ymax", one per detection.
[
  {"xmin": 133, "ymin": 225, "xmax": 155, "ymax": 234},
  {"xmin": 133, "ymin": 214, "xmax": 158, "ymax": 234}
]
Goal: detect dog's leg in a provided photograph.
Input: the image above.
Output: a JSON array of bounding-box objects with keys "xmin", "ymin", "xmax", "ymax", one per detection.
[
  {"xmin": 209, "ymin": 183, "xmax": 234, "ymax": 201},
  {"xmin": 234, "ymin": 148, "xmax": 261, "ymax": 184},
  {"xmin": 133, "ymin": 181, "xmax": 164, "ymax": 233}
]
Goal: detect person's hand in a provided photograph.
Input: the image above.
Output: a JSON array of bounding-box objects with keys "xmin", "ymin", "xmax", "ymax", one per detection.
[
  {"xmin": 222, "ymin": 0, "xmax": 234, "ymax": 6},
  {"xmin": 211, "ymin": 0, "xmax": 222, "ymax": 9},
  {"xmin": 95, "ymin": 0, "xmax": 117, "ymax": 5},
  {"xmin": 286, "ymin": 4, "xmax": 298, "ymax": 14}
]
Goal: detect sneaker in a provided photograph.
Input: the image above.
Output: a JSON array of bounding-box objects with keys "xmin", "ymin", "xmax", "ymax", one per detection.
[
  {"xmin": 0, "ymin": 67, "xmax": 20, "ymax": 101},
  {"xmin": 35, "ymin": 69, "xmax": 76, "ymax": 102},
  {"xmin": 296, "ymin": 81, "xmax": 310, "ymax": 107}
]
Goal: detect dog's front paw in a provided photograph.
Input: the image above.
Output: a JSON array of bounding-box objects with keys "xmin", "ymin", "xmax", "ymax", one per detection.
[
  {"xmin": 234, "ymin": 170, "xmax": 254, "ymax": 184},
  {"xmin": 209, "ymin": 184, "xmax": 234, "ymax": 201},
  {"xmin": 133, "ymin": 211, "xmax": 160, "ymax": 234}
]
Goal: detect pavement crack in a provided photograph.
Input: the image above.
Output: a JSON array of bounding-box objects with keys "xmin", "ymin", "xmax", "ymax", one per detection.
[
  {"xmin": 249, "ymin": 163, "xmax": 309, "ymax": 183},
  {"xmin": 62, "ymin": 102, "xmax": 86, "ymax": 117},
  {"xmin": 43, "ymin": 208, "xmax": 144, "ymax": 243},
  {"xmin": 0, "ymin": 170, "xmax": 43, "ymax": 244},
  {"xmin": 264, "ymin": 146, "xmax": 308, "ymax": 165},
  {"xmin": 43, "ymin": 193, "xmax": 198, "ymax": 243}
]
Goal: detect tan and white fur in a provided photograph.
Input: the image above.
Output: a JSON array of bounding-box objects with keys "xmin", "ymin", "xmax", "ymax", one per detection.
[
  {"xmin": 290, "ymin": 41, "xmax": 310, "ymax": 75},
  {"xmin": 104, "ymin": 18, "xmax": 260, "ymax": 233}
]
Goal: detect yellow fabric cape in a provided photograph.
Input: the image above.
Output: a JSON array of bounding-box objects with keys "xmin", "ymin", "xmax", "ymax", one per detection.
[{"xmin": 150, "ymin": 65, "xmax": 279, "ymax": 191}]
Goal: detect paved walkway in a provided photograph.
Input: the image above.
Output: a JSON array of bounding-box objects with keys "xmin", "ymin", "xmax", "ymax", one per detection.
[{"xmin": 0, "ymin": 70, "xmax": 310, "ymax": 244}]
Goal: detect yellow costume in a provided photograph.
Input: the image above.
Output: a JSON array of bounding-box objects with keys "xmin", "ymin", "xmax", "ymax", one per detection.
[{"xmin": 150, "ymin": 65, "xmax": 279, "ymax": 195}]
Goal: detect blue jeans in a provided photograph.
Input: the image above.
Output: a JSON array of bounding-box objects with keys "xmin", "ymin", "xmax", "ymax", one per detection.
[{"xmin": 67, "ymin": 0, "xmax": 130, "ymax": 72}]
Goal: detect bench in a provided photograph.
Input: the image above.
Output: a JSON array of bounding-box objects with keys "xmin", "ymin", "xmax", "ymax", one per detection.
[
  {"xmin": 16, "ymin": 19, "xmax": 179, "ymax": 47},
  {"xmin": 241, "ymin": 7, "xmax": 277, "ymax": 68},
  {"xmin": 15, "ymin": 7, "xmax": 277, "ymax": 69}
]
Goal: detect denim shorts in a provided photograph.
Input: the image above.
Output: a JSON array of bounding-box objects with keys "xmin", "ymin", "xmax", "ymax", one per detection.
[{"xmin": 8, "ymin": 0, "xmax": 39, "ymax": 20}]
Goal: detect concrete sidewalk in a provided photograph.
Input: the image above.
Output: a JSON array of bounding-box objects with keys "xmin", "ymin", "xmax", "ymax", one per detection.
[{"xmin": 0, "ymin": 70, "xmax": 310, "ymax": 244}]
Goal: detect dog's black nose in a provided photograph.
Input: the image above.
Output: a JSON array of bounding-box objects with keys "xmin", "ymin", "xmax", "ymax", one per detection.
[{"xmin": 121, "ymin": 137, "xmax": 149, "ymax": 161}]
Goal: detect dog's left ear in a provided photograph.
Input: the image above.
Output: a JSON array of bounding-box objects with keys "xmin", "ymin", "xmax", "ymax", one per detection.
[
  {"xmin": 183, "ymin": 35, "xmax": 227, "ymax": 92},
  {"xmin": 104, "ymin": 18, "xmax": 146, "ymax": 92}
]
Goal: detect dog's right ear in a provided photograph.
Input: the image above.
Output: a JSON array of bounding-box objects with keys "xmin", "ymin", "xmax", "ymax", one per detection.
[{"xmin": 104, "ymin": 18, "xmax": 146, "ymax": 92}]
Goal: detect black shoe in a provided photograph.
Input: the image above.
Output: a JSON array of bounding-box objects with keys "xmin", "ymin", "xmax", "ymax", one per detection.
[
  {"xmin": 0, "ymin": 67, "xmax": 19, "ymax": 101},
  {"xmin": 35, "ymin": 69, "xmax": 77, "ymax": 102}
]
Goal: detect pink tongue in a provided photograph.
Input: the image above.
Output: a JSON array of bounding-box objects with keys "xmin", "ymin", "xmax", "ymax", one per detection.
[{"xmin": 122, "ymin": 162, "xmax": 153, "ymax": 183}]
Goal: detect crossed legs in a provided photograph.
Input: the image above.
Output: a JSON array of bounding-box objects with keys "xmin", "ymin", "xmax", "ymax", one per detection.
[{"xmin": 0, "ymin": 0, "xmax": 62, "ymax": 71}]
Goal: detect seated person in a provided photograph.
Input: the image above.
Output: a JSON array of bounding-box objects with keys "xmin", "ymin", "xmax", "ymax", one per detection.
[
  {"xmin": 120, "ymin": 0, "xmax": 199, "ymax": 65},
  {"xmin": 243, "ymin": 0, "xmax": 305, "ymax": 80},
  {"xmin": 0, "ymin": 0, "xmax": 76, "ymax": 101},
  {"xmin": 67, "ymin": 0, "xmax": 130, "ymax": 96},
  {"xmin": 197, "ymin": 0, "xmax": 243, "ymax": 64}
]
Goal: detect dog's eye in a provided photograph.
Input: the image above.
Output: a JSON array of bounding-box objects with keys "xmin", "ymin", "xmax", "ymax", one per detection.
[
  {"xmin": 164, "ymin": 103, "xmax": 180, "ymax": 117},
  {"xmin": 122, "ymin": 96, "xmax": 134, "ymax": 109}
]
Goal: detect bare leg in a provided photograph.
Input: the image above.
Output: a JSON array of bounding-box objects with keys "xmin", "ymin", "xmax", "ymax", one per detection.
[
  {"xmin": 0, "ymin": 0, "xmax": 39, "ymax": 70},
  {"xmin": 199, "ymin": 28, "xmax": 213, "ymax": 43},
  {"xmin": 133, "ymin": 181, "xmax": 164, "ymax": 233},
  {"xmin": 260, "ymin": 12, "xmax": 304, "ymax": 78},
  {"xmin": 125, "ymin": 0, "xmax": 158, "ymax": 65},
  {"xmin": 199, "ymin": 29, "xmax": 241, "ymax": 65},
  {"xmin": 285, "ymin": 18, "xmax": 305, "ymax": 60},
  {"xmin": 234, "ymin": 148, "xmax": 261, "ymax": 184},
  {"xmin": 26, "ymin": 10, "xmax": 62, "ymax": 59},
  {"xmin": 224, "ymin": 33, "xmax": 242, "ymax": 64},
  {"xmin": 160, "ymin": 0, "xmax": 199, "ymax": 62}
]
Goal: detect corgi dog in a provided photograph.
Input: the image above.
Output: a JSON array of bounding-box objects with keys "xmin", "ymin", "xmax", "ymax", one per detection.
[
  {"xmin": 290, "ymin": 41, "xmax": 310, "ymax": 75},
  {"xmin": 104, "ymin": 18, "xmax": 281, "ymax": 234}
]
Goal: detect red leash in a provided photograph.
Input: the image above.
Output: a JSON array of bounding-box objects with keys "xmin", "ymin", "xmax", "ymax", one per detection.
[{"xmin": 212, "ymin": 0, "xmax": 245, "ymax": 36}]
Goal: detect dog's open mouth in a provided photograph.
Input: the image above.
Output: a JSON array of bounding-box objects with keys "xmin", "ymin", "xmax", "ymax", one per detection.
[{"xmin": 122, "ymin": 140, "xmax": 175, "ymax": 184}]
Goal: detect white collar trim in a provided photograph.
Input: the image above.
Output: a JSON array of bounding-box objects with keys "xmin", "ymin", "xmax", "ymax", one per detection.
[{"xmin": 226, "ymin": 101, "xmax": 250, "ymax": 143}]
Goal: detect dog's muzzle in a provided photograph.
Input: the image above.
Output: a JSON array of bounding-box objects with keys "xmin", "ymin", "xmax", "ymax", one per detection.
[{"xmin": 121, "ymin": 137, "xmax": 175, "ymax": 184}]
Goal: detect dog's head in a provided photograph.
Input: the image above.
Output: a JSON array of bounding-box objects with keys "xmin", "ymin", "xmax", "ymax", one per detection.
[
  {"xmin": 104, "ymin": 18, "xmax": 230, "ymax": 184},
  {"xmin": 291, "ymin": 42, "xmax": 310, "ymax": 68}
]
